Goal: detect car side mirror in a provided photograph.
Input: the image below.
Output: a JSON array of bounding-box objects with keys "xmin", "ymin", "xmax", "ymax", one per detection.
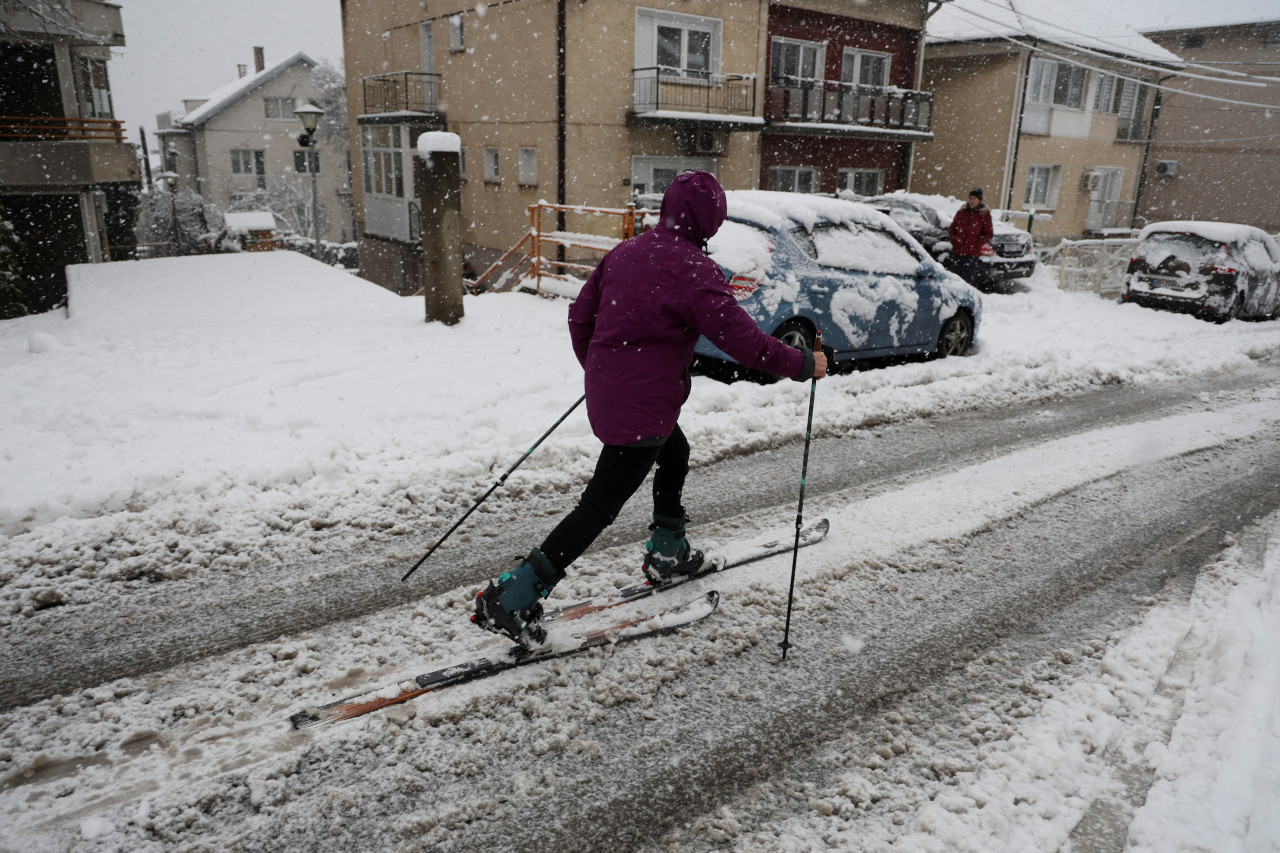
[{"xmin": 918, "ymin": 261, "xmax": 941, "ymax": 278}]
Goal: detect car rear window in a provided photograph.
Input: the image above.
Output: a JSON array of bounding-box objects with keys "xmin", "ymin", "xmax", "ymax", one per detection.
[
  {"xmin": 707, "ymin": 220, "xmax": 775, "ymax": 277},
  {"xmin": 1138, "ymin": 232, "xmax": 1242, "ymax": 268},
  {"xmin": 802, "ymin": 223, "xmax": 921, "ymax": 276}
]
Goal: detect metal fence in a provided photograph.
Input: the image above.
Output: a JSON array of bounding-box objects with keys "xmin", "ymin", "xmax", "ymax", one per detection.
[
  {"xmin": 764, "ymin": 80, "xmax": 932, "ymax": 132},
  {"xmin": 631, "ymin": 68, "xmax": 755, "ymax": 116},
  {"xmin": 1048, "ymin": 237, "xmax": 1138, "ymax": 298},
  {"xmin": 362, "ymin": 72, "xmax": 443, "ymax": 114}
]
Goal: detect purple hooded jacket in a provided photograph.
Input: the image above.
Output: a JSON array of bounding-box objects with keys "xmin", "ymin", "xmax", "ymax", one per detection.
[{"xmin": 568, "ymin": 171, "xmax": 815, "ymax": 446}]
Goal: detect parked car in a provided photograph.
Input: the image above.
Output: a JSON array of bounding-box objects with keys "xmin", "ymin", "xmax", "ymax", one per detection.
[
  {"xmin": 861, "ymin": 192, "xmax": 1036, "ymax": 291},
  {"xmin": 695, "ymin": 191, "xmax": 982, "ymax": 378},
  {"xmin": 1121, "ymin": 221, "xmax": 1280, "ymax": 322}
]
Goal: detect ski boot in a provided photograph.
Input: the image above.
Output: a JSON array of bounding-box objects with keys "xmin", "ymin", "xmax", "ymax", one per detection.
[
  {"xmin": 473, "ymin": 548, "xmax": 561, "ymax": 648},
  {"xmin": 642, "ymin": 513, "xmax": 705, "ymax": 584}
]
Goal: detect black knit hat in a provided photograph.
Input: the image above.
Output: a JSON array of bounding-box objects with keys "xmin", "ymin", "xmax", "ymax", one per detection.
[{"xmin": 969, "ymin": 188, "xmax": 983, "ymax": 200}]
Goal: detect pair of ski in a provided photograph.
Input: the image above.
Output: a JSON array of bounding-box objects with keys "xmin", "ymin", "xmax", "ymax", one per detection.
[{"xmin": 289, "ymin": 519, "xmax": 829, "ymax": 729}]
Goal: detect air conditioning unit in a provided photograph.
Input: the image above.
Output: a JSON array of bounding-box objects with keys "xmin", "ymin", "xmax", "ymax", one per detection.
[
  {"xmin": 690, "ymin": 129, "xmax": 727, "ymax": 156},
  {"xmin": 1156, "ymin": 160, "xmax": 1179, "ymax": 177},
  {"xmin": 1079, "ymin": 171, "xmax": 1101, "ymax": 192}
]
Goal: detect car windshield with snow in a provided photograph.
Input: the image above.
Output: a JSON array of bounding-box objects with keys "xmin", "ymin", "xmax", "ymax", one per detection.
[
  {"xmin": 697, "ymin": 191, "xmax": 982, "ymax": 376},
  {"xmin": 1122, "ymin": 221, "xmax": 1280, "ymax": 323}
]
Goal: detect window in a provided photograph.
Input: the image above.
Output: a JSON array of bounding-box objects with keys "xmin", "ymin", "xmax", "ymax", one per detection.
[
  {"xmin": 838, "ymin": 169, "xmax": 882, "ymax": 196},
  {"xmin": 631, "ymin": 156, "xmax": 717, "ymax": 197},
  {"xmin": 1023, "ymin": 164, "xmax": 1062, "ymax": 208},
  {"xmin": 293, "ymin": 150, "xmax": 320, "ymax": 173},
  {"xmin": 518, "ymin": 148, "xmax": 537, "ymax": 187},
  {"xmin": 806, "ymin": 223, "xmax": 921, "ymax": 276},
  {"xmin": 842, "ymin": 50, "xmax": 889, "ymax": 88},
  {"xmin": 460, "ymin": 147, "xmax": 467, "ymax": 180},
  {"xmin": 360, "ymin": 125, "xmax": 406, "ymax": 198},
  {"xmin": 770, "ymin": 38, "xmax": 823, "ymax": 84},
  {"xmin": 449, "ymin": 13, "xmax": 464, "ymax": 52},
  {"xmin": 231, "ymin": 149, "xmax": 265, "ymax": 188},
  {"xmin": 263, "ymin": 97, "xmax": 297, "ymax": 120},
  {"xmin": 1267, "ymin": 30, "xmax": 1280, "ymax": 46},
  {"xmin": 1182, "ymin": 34, "xmax": 1205, "ymax": 49},
  {"xmin": 483, "ymin": 147, "xmax": 500, "ymax": 183},
  {"xmin": 1027, "ymin": 59, "xmax": 1086, "ymax": 109},
  {"xmin": 1094, "ymin": 74, "xmax": 1119, "ymax": 113},
  {"xmin": 76, "ymin": 56, "xmax": 113, "ymax": 118},
  {"xmin": 768, "ymin": 166, "xmax": 818, "ymax": 193},
  {"xmin": 420, "ymin": 22, "xmax": 435, "ymax": 72},
  {"xmin": 637, "ymin": 9, "xmax": 721, "ymax": 80}
]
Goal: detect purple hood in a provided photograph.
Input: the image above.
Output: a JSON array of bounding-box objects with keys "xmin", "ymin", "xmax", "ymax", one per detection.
[{"xmin": 567, "ymin": 172, "xmax": 811, "ymax": 446}]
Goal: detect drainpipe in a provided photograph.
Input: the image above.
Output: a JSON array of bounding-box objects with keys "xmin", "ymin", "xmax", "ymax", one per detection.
[
  {"xmin": 556, "ymin": 0, "xmax": 567, "ymax": 258},
  {"xmin": 1003, "ymin": 45, "xmax": 1032, "ymax": 213},
  {"xmin": 1132, "ymin": 74, "xmax": 1175, "ymax": 229},
  {"xmin": 908, "ymin": 2, "xmax": 947, "ymax": 191}
]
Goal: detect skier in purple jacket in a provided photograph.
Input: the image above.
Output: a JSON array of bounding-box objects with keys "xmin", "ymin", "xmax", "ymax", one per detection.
[{"xmin": 474, "ymin": 170, "xmax": 828, "ymax": 645}]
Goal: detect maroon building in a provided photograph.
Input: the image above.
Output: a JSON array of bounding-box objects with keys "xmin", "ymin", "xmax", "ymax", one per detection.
[{"xmin": 761, "ymin": 4, "xmax": 932, "ymax": 196}]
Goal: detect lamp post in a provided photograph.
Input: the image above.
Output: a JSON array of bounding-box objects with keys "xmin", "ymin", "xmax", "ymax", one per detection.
[
  {"xmin": 155, "ymin": 170, "xmax": 180, "ymax": 256},
  {"xmin": 294, "ymin": 103, "xmax": 325, "ymax": 254}
]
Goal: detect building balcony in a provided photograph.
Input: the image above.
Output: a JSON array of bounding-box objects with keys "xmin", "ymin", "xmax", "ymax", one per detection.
[
  {"xmin": 0, "ymin": 116, "xmax": 137, "ymax": 187},
  {"xmin": 0, "ymin": 115, "xmax": 124, "ymax": 142},
  {"xmin": 628, "ymin": 67, "xmax": 761, "ymax": 130},
  {"xmin": 361, "ymin": 72, "xmax": 444, "ymax": 117},
  {"xmin": 764, "ymin": 79, "xmax": 933, "ymax": 139}
]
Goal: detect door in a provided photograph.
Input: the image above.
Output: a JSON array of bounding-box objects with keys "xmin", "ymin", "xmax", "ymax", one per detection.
[{"xmin": 1085, "ymin": 167, "xmax": 1124, "ymax": 231}]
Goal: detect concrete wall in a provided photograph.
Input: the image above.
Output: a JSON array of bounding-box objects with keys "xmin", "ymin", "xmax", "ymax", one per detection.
[{"xmin": 1140, "ymin": 23, "xmax": 1280, "ymax": 233}]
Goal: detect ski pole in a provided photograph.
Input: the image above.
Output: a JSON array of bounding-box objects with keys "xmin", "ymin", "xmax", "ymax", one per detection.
[
  {"xmin": 401, "ymin": 393, "xmax": 586, "ymax": 582},
  {"xmin": 780, "ymin": 332, "xmax": 821, "ymax": 660}
]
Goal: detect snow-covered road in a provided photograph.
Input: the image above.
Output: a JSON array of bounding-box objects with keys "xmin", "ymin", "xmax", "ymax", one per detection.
[{"xmin": 2, "ymin": 253, "xmax": 1280, "ymax": 851}]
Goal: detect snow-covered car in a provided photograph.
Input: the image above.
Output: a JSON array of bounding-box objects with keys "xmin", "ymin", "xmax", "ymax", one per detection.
[
  {"xmin": 696, "ymin": 191, "xmax": 982, "ymax": 377},
  {"xmin": 1121, "ymin": 221, "xmax": 1280, "ymax": 323},
  {"xmin": 860, "ymin": 192, "xmax": 1036, "ymax": 291}
]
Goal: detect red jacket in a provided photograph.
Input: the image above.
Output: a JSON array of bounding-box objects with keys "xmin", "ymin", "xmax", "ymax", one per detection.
[{"xmin": 949, "ymin": 204, "xmax": 994, "ymax": 257}]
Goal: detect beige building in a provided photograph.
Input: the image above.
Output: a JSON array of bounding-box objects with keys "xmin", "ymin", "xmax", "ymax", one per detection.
[
  {"xmin": 156, "ymin": 49, "xmax": 353, "ymax": 244},
  {"xmin": 911, "ymin": 1, "xmax": 1181, "ymax": 243},
  {"xmin": 1137, "ymin": 17, "xmax": 1280, "ymax": 234},
  {"xmin": 340, "ymin": 0, "xmax": 935, "ymax": 295},
  {"xmin": 0, "ymin": 0, "xmax": 140, "ymax": 315}
]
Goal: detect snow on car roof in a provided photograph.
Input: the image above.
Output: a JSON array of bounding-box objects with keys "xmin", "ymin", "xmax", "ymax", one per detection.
[
  {"xmin": 1139, "ymin": 221, "xmax": 1279, "ymax": 251},
  {"xmin": 867, "ymin": 190, "xmax": 1030, "ymax": 236},
  {"xmin": 725, "ymin": 190, "xmax": 918, "ymax": 244}
]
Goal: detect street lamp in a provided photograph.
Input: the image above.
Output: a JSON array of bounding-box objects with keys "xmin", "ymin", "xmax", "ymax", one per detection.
[{"xmin": 294, "ymin": 103, "xmax": 325, "ymax": 254}]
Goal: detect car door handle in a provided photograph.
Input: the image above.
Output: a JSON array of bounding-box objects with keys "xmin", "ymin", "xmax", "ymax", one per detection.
[{"xmin": 810, "ymin": 285, "xmax": 830, "ymax": 294}]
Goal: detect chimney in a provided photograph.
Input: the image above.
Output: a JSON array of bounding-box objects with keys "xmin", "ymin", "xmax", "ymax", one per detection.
[
  {"xmin": 237, "ymin": 64, "xmax": 247, "ymax": 78},
  {"xmin": 253, "ymin": 46, "xmax": 265, "ymax": 74}
]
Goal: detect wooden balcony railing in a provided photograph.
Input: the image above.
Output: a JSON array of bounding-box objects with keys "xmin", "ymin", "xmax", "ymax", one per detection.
[
  {"xmin": 632, "ymin": 67, "xmax": 756, "ymax": 117},
  {"xmin": 362, "ymin": 72, "xmax": 443, "ymax": 115},
  {"xmin": 765, "ymin": 80, "xmax": 933, "ymax": 133},
  {"xmin": 0, "ymin": 115, "xmax": 125, "ymax": 142}
]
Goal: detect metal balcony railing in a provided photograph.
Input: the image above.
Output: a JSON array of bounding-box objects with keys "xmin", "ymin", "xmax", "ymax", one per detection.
[
  {"xmin": 0, "ymin": 115, "xmax": 125, "ymax": 142},
  {"xmin": 632, "ymin": 67, "xmax": 756, "ymax": 117},
  {"xmin": 362, "ymin": 72, "xmax": 443, "ymax": 115},
  {"xmin": 765, "ymin": 79, "xmax": 933, "ymax": 133}
]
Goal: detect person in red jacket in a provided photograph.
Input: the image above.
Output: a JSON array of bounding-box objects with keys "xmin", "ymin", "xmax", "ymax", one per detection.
[{"xmin": 947, "ymin": 188, "xmax": 994, "ymax": 287}]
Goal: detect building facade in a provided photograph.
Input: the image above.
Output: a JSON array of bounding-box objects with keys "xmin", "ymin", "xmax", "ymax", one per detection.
[
  {"xmin": 0, "ymin": 0, "xmax": 140, "ymax": 315},
  {"xmin": 911, "ymin": 2, "xmax": 1179, "ymax": 243},
  {"xmin": 1137, "ymin": 19, "xmax": 1280, "ymax": 234},
  {"xmin": 339, "ymin": 0, "xmax": 934, "ymax": 295},
  {"xmin": 155, "ymin": 50, "xmax": 353, "ymax": 245}
]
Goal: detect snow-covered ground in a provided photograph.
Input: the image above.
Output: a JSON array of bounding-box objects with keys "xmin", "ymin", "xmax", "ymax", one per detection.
[{"xmin": 2, "ymin": 251, "xmax": 1279, "ymax": 850}]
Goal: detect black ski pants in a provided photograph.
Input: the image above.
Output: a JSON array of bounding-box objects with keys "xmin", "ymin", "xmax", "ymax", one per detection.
[{"xmin": 538, "ymin": 424, "xmax": 689, "ymax": 574}]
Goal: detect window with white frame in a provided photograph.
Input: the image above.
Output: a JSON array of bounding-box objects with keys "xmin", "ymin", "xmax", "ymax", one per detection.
[
  {"xmin": 636, "ymin": 8, "xmax": 721, "ymax": 80},
  {"xmin": 838, "ymin": 168, "xmax": 882, "ymax": 196},
  {"xmin": 770, "ymin": 37, "xmax": 824, "ymax": 84},
  {"xmin": 76, "ymin": 56, "xmax": 113, "ymax": 118},
  {"xmin": 360, "ymin": 125, "xmax": 406, "ymax": 198},
  {"xmin": 449, "ymin": 14, "xmax": 464, "ymax": 52},
  {"xmin": 1023, "ymin": 164, "xmax": 1062, "ymax": 207},
  {"xmin": 263, "ymin": 96, "xmax": 297, "ymax": 120},
  {"xmin": 841, "ymin": 49, "xmax": 889, "ymax": 88},
  {"xmin": 630, "ymin": 156, "xmax": 716, "ymax": 198},
  {"xmin": 483, "ymin": 147, "xmax": 500, "ymax": 183},
  {"xmin": 420, "ymin": 22, "xmax": 435, "ymax": 72},
  {"xmin": 768, "ymin": 166, "xmax": 819, "ymax": 194},
  {"xmin": 231, "ymin": 149, "xmax": 265, "ymax": 189},
  {"xmin": 1026, "ymin": 59, "xmax": 1086, "ymax": 109},
  {"xmin": 518, "ymin": 148, "xmax": 537, "ymax": 187},
  {"xmin": 293, "ymin": 150, "xmax": 320, "ymax": 173}
]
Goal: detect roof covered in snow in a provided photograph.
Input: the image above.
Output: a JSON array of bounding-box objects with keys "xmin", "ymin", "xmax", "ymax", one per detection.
[
  {"xmin": 927, "ymin": 0, "xmax": 1183, "ymax": 65},
  {"xmin": 177, "ymin": 51, "xmax": 318, "ymax": 128},
  {"xmin": 1119, "ymin": 1, "xmax": 1280, "ymax": 33},
  {"xmin": 223, "ymin": 211, "xmax": 278, "ymax": 232}
]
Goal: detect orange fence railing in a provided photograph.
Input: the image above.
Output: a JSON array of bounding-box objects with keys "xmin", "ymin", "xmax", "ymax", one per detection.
[
  {"xmin": 0, "ymin": 115, "xmax": 126, "ymax": 142},
  {"xmin": 473, "ymin": 202, "xmax": 639, "ymax": 296}
]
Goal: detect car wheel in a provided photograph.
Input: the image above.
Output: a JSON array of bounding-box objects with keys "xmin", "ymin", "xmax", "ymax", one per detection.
[
  {"xmin": 749, "ymin": 318, "xmax": 815, "ymax": 384},
  {"xmin": 936, "ymin": 312, "xmax": 973, "ymax": 358},
  {"xmin": 1215, "ymin": 291, "xmax": 1243, "ymax": 324}
]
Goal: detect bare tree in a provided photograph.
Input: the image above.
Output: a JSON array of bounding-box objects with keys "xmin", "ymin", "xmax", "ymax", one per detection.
[{"xmin": 0, "ymin": 0, "xmax": 86, "ymax": 40}]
